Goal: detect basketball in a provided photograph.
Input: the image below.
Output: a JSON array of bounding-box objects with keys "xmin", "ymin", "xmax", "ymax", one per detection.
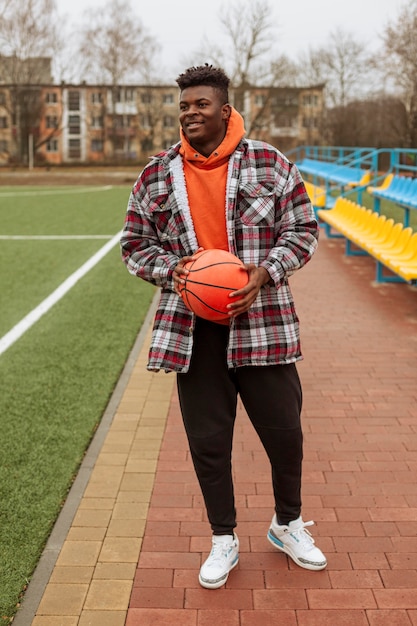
[{"xmin": 179, "ymin": 249, "xmax": 249, "ymax": 322}]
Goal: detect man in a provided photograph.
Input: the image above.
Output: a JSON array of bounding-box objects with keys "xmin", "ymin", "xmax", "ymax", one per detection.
[{"xmin": 120, "ymin": 64, "xmax": 326, "ymax": 590}]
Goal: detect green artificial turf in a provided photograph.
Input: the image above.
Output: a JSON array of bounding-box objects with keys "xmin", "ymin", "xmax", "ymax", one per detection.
[{"xmin": 0, "ymin": 186, "xmax": 155, "ymax": 620}]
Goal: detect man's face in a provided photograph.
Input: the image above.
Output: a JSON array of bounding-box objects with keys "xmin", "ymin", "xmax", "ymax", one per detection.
[{"xmin": 179, "ymin": 85, "xmax": 230, "ymax": 157}]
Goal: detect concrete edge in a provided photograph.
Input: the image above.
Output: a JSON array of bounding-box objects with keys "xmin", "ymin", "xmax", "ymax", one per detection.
[{"xmin": 12, "ymin": 291, "xmax": 159, "ymax": 626}]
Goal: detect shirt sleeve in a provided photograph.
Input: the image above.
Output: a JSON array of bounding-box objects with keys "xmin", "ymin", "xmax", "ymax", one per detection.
[
  {"xmin": 120, "ymin": 174, "xmax": 179, "ymax": 290},
  {"xmin": 260, "ymin": 162, "xmax": 319, "ymax": 285}
]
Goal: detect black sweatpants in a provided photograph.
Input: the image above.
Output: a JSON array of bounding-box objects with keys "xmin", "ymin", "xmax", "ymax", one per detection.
[{"xmin": 177, "ymin": 318, "xmax": 303, "ymax": 535}]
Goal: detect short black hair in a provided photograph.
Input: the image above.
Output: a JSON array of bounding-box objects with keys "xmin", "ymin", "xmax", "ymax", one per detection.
[{"xmin": 176, "ymin": 64, "xmax": 230, "ymax": 104}]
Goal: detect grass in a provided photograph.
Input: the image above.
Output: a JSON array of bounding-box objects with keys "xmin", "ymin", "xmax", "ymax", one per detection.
[
  {"xmin": 0, "ymin": 185, "xmax": 155, "ymax": 621},
  {"xmin": 0, "ymin": 239, "xmax": 105, "ymax": 336}
]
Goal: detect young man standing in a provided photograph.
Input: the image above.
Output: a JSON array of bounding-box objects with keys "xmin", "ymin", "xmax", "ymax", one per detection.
[{"xmin": 120, "ymin": 65, "xmax": 326, "ymax": 589}]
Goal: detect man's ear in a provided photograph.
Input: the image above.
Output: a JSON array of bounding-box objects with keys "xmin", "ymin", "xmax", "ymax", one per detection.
[{"xmin": 222, "ymin": 104, "xmax": 232, "ymax": 120}]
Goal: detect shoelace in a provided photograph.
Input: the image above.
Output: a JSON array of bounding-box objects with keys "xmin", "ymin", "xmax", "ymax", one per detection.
[
  {"xmin": 208, "ymin": 541, "xmax": 234, "ymax": 566},
  {"xmin": 288, "ymin": 520, "xmax": 316, "ymax": 549}
]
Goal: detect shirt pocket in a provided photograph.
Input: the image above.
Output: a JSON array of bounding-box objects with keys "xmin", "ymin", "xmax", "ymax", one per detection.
[
  {"xmin": 238, "ymin": 182, "xmax": 276, "ymax": 227},
  {"xmin": 148, "ymin": 194, "xmax": 181, "ymax": 243}
]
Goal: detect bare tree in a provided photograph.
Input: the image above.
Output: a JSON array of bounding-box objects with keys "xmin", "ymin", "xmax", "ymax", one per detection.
[
  {"xmin": 0, "ymin": 0, "xmax": 58, "ymax": 74},
  {"xmin": 294, "ymin": 29, "xmax": 373, "ymax": 145},
  {"xmin": 218, "ymin": 0, "xmax": 276, "ymax": 86},
  {"xmin": 0, "ymin": 0, "xmax": 60, "ymax": 163},
  {"xmin": 299, "ymin": 29, "xmax": 370, "ymax": 109},
  {"xmin": 187, "ymin": 0, "xmax": 278, "ymax": 85},
  {"xmin": 76, "ymin": 0, "xmax": 159, "ymax": 85},
  {"xmin": 73, "ymin": 0, "xmax": 160, "ymax": 160},
  {"xmin": 185, "ymin": 0, "xmax": 307, "ymax": 137},
  {"xmin": 338, "ymin": 95, "xmax": 408, "ymax": 149},
  {"xmin": 380, "ymin": 0, "xmax": 417, "ymax": 147}
]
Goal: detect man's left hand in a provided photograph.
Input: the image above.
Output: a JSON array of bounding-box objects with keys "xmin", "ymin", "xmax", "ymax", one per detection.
[{"xmin": 227, "ymin": 265, "xmax": 270, "ymax": 317}]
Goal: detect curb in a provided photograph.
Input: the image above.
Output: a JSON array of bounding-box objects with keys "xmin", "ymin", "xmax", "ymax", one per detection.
[{"xmin": 12, "ymin": 293, "xmax": 159, "ymax": 626}]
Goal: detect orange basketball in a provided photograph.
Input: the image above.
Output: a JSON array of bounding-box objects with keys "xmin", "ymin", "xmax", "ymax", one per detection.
[{"xmin": 179, "ymin": 249, "xmax": 249, "ymax": 322}]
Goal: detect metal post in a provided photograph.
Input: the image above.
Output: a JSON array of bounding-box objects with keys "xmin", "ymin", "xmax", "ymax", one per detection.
[{"xmin": 28, "ymin": 133, "xmax": 34, "ymax": 170}]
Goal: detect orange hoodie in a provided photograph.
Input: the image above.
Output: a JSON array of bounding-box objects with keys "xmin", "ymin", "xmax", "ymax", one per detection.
[{"xmin": 179, "ymin": 107, "xmax": 246, "ymax": 251}]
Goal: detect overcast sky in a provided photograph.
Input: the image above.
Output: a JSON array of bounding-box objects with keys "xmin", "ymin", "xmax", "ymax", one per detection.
[{"xmin": 56, "ymin": 0, "xmax": 404, "ymax": 79}]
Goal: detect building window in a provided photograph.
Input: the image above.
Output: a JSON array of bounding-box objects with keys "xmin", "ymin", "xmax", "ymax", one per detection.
[
  {"xmin": 275, "ymin": 114, "xmax": 291, "ymax": 127},
  {"xmin": 273, "ymin": 95, "xmax": 298, "ymax": 107},
  {"xmin": 139, "ymin": 114, "xmax": 151, "ymax": 129},
  {"xmin": 0, "ymin": 140, "xmax": 8, "ymax": 152},
  {"xmin": 114, "ymin": 137, "xmax": 127, "ymax": 151},
  {"xmin": 91, "ymin": 116, "xmax": 103, "ymax": 128},
  {"xmin": 46, "ymin": 139, "xmax": 58, "ymax": 152},
  {"xmin": 113, "ymin": 115, "xmax": 131, "ymax": 128},
  {"xmin": 91, "ymin": 92, "xmax": 103, "ymax": 104},
  {"xmin": 255, "ymin": 95, "xmax": 266, "ymax": 107},
  {"xmin": 91, "ymin": 139, "xmax": 104, "ymax": 152},
  {"xmin": 163, "ymin": 115, "xmax": 175, "ymax": 128},
  {"xmin": 303, "ymin": 94, "xmax": 318, "ymax": 106},
  {"xmin": 45, "ymin": 92, "xmax": 58, "ymax": 104},
  {"xmin": 68, "ymin": 115, "xmax": 80, "ymax": 134},
  {"xmin": 0, "ymin": 116, "xmax": 8, "ymax": 128},
  {"xmin": 163, "ymin": 93, "xmax": 174, "ymax": 105},
  {"xmin": 0, "ymin": 92, "xmax": 6, "ymax": 105},
  {"xmin": 68, "ymin": 90, "xmax": 80, "ymax": 111},
  {"xmin": 141, "ymin": 92, "xmax": 152, "ymax": 104},
  {"xmin": 115, "ymin": 87, "xmax": 135, "ymax": 102},
  {"xmin": 46, "ymin": 115, "xmax": 58, "ymax": 129},
  {"xmin": 68, "ymin": 138, "xmax": 81, "ymax": 158},
  {"xmin": 303, "ymin": 116, "xmax": 318, "ymax": 128}
]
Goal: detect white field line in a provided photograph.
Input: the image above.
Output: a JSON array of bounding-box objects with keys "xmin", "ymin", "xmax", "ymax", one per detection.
[
  {"xmin": 0, "ymin": 235, "xmax": 114, "ymax": 240},
  {"xmin": 0, "ymin": 231, "xmax": 122, "ymax": 357},
  {"xmin": 0, "ymin": 185, "xmax": 113, "ymax": 197}
]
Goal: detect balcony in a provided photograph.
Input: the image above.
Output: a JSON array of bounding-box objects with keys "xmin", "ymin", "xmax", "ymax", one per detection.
[
  {"xmin": 114, "ymin": 102, "xmax": 137, "ymax": 115},
  {"xmin": 108, "ymin": 127, "xmax": 136, "ymax": 138}
]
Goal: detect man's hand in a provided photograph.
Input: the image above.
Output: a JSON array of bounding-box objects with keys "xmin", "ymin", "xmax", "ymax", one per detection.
[
  {"xmin": 227, "ymin": 265, "xmax": 270, "ymax": 317},
  {"xmin": 172, "ymin": 248, "xmax": 204, "ymax": 295}
]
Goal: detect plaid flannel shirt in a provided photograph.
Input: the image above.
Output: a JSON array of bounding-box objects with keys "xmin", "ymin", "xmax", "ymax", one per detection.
[{"xmin": 120, "ymin": 138, "xmax": 319, "ymax": 373}]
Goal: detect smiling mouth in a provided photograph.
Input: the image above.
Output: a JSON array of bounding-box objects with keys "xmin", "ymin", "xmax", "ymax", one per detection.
[{"xmin": 186, "ymin": 121, "xmax": 203, "ymax": 128}]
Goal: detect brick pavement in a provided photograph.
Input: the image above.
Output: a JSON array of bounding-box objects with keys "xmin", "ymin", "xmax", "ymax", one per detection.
[{"xmin": 23, "ymin": 234, "xmax": 417, "ymax": 626}]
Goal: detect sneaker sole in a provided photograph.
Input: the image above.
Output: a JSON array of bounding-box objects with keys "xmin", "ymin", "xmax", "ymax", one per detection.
[
  {"xmin": 198, "ymin": 556, "xmax": 239, "ymax": 589},
  {"xmin": 267, "ymin": 530, "xmax": 327, "ymax": 571}
]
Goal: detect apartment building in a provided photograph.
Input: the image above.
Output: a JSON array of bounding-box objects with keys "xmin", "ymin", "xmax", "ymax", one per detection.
[{"xmin": 0, "ymin": 81, "xmax": 325, "ymax": 166}]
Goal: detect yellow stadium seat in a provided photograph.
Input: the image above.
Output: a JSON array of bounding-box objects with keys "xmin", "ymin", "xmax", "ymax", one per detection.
[
  {"xmin": 347, "ymin": 170, "xmax": 372, "ymax": 188},
  {"xmin": 377, "ymin": 228, "xmax": 414, "ymax": 263},
  {"xmin": 355, "ymin": 218, "xmax": 394, "ymax": 249},
  {"xmin": 396, "ymin": 263, "xmax": 417, "ymax": 281},
  {"xmin": 304, "ymin": 181, "xmax": 326, "ymax": 207},
  {"xmin": 367, "ymin": 173, "xmax": 394, "ymax": 194},
  {"xmin": 386, "ymin": 233, "xmax": 417, "ymax": 270},
  {"xmin": 365, "ymin": 222, "xmax": 404, "ymax": 255}
]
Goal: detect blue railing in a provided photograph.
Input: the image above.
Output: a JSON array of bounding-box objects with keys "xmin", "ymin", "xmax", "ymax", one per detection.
[{"xmin": 289, "ymin": 147, "xmax": 417, "ymax": 219}]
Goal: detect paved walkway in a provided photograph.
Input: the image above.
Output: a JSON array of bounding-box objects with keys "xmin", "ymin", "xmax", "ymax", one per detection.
[{"xmin": 15, "ymin": 234, "xmax": 417, "ymax": 626}]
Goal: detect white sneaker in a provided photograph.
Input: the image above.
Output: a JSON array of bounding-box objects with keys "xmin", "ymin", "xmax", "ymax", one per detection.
[
  {"xmin": 267, "ymin": 515, "xmax": 327, "ymax": 571},
  {"xmin": 199, "ymin": 533, "xmax": 239, "ymax": 589}
]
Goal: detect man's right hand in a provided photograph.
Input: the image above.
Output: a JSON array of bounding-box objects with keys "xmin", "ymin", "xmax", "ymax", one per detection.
[{"xmin": 173, "ymin": 248, "xmax": 204, "ymax": 294}]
